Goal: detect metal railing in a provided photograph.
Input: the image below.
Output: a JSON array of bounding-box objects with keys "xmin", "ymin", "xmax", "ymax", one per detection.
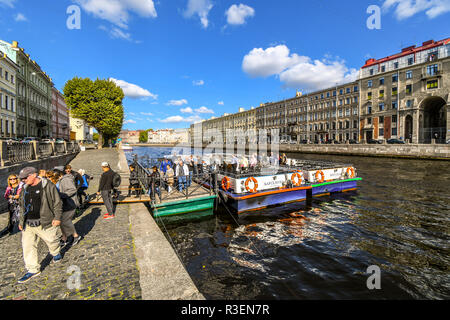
[
  {"xmin": 1, "ymin": 141, "xmax": 81, "ymax": 166},
  {"xmin": 131, "ymin": 155, "xmax": 218, "ymax": 204}
]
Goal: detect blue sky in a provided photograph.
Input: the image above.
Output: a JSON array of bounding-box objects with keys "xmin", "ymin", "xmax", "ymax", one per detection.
[{"xmin": 1, "ymin": 0, "xmax": 449, "ymax": 130}]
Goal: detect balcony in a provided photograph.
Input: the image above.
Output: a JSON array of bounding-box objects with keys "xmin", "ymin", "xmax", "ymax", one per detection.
[{"xmin": 421, "ymin": 70, "xmax": 442, "ymax": 80}]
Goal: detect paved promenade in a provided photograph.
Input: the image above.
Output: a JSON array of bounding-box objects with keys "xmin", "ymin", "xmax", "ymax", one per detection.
[{"xmin": 0, "ymin": 149, "xmax": 141, "ymax": 300}]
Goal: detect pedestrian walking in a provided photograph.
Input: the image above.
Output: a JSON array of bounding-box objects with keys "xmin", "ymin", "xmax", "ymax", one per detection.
[
  {"xmin": 97, "ymin": 162, "xmax": 116, "ymax": 220},
  {"xmin": 17, "ymin": 167, "xmax": 63, "ymax": 284},
  {"xmin": 159, "ymin": 158, "xmax": 172, "ymax": 175},
  {"xmin": 1, "ymin": 174, "xmax": 22, "ymax": 236},
  {"xmin": 58, "ymin": 169, "xmax": 82, "ymax": 246}
]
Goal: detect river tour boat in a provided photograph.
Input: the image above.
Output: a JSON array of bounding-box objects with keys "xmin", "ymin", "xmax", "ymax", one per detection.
[{"xmin": 195, "ymin": 154, "xmax": 361, "ymax": 214}]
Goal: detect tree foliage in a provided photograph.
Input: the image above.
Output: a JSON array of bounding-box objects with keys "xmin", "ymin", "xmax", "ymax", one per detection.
[
  {"xmin": 63, "ymin": 77, "xmax": 124, "ymax": 145},
  {"xmin": 139, "ymin": 130, "xmax": 149, "ymax": 143}
]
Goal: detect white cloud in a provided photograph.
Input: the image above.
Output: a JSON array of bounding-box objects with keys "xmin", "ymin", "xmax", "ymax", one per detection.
[
  {"xmin": 193, "ymin": 80, "xmax": 205, "ymax": 86},
  {"xmin": 14, "ymin": 13, "xmax": 27, "ymax": 22},
  {"xmin": 195, "ymin": 106, "xmax": 214, "ymax": 114},
  {"xmin": 74, "ymin": 0, "xmax": 157, "ymax": 29},
  {"xmin": 0, "ymin": 0, "xmax": 16, "ymax": 8},
  {"xmin": 181, "ymin": 107, "xmax": 194, "ymax": 113},
  {"xmin": 218, "ymin": 101, "xmax": 224, "ymax": 105},
  {"xmin": 110, "ymin": 27, "xmax": 133, "ymax": 41},
  {"xmin": 225, "ymin": 4, "xmax": 255, "ymax": 25},
  {"xmin": 242, "ymin": 45, "xmax": 303, "ymax": 78},
  {"xmin": 109, "ymin": 78, "xmax": 158, "ymax": 99},
  {"xmin": 124, "ymin": 119, "xmax": 137, "ymax": 124},
  {"xmin": 242, "ymin": 45, "xmax": 359, "ymax": 91},
  {"xmin": 382, "ymin": 0, "xmax": 450, "ymax": 19},
  {"xmin": 159, "ymin": 115, "xmax": 203, "ymax": 123},
  {"xmin": 166, "ymin": 99, "xmax": 188, "ymax": 106},
  {"xmin": 183, "ymin": 0, "xmax": 213, "ymax": 28},
  {"xmin": 140, "ymin": 112, "xmax": 153, "ymax": 116}
]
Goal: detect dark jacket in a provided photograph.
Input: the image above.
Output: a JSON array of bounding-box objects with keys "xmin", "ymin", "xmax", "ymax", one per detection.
[
  {"xmin": 59, "ymin": 173, "xmax": 80, "ymax": 212},
  {"xmin": 150, "ymin": 171, "xmax": 161, "ymax": 188},
  {"xmin": 71, "ymin": 170, "xmax": 83, "ymax": 190},
  {"xmin": 19, "ymin": 178, "xmax": 63, "ymax": 230},
  {"xmin": 129, "ymin": 170, "xmax": 139, "ymax": 185},
  {"xmin": 98, "ymin": 169, "xmax": 115, "ymax": 192}
]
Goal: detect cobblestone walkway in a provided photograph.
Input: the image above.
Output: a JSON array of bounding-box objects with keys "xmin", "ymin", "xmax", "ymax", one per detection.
[{"xmin": 0, "ymin": 148, "xmax": 142, "ymax": 300}]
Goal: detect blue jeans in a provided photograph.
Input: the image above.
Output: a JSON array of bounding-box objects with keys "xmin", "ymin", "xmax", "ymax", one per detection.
[
  {"xmin": 148, "ymin": 186, "xmax": 161, "ymax": 199},
  {"xmin": 188, "ymin": 171, "xmax": 193, "ymax": 187},
  {"xmin": 178, "ymin": 176, "xmax": 187, "ymax": 191}
]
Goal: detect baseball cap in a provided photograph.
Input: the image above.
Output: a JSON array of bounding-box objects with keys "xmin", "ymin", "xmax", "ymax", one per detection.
[
  {"xmin": 101, "ymin": 162, "xmax": 110, "ymax": 167},
  {"xmin": 19, "ymin": 167, "xmax": 37, "ymax": 179}
]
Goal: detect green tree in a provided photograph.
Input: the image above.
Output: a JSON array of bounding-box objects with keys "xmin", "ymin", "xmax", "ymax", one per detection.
[
  {"xmin": 63, "ymin": 77, "xmax": 124, "ymax": 148},
  {"xmin": 139, "ymin": 130, "xmax": 148, "ymax": 143}
]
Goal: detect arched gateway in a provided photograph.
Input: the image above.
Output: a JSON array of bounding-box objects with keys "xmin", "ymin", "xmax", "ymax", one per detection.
[{"xmin": 419, "ymin": 96, "xmax": 447, "ymax": 144}]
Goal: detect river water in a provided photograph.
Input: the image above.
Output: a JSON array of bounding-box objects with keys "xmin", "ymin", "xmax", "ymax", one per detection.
[{"xmin": 126, "ymin": 147, "xmax": 450, "ymax": 299}]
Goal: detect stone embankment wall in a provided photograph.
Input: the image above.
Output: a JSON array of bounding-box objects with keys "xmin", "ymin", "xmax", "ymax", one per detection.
[{"xmin": 278, "ymin": 144, "xmax": 450, "ymax": 160}]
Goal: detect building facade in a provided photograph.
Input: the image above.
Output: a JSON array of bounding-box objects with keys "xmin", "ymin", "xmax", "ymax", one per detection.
[
  {"xmin": 70, "ymin": 117, "xmax": 94, "ymax": 141},
  {"xmin": 0, "ymin": 40, "xmax": 53, "ymax": 139},
  {"xmin": 359, "ymin": 38, "xmax": 450, "ymax": 143},
  {"xmin": 0, "ymin": 50, "xmax": 19, "ymax": 139},
  {"xmin": 147, "ymin": 128, "xmax": 190, "ymax": 144},
  {"xmin": 118, "ymin": 130, "xmax": 141, "ymax": 144},
  {"xmin": 51, "ymin": 88, "xmax": 70, "ymax": 140}
]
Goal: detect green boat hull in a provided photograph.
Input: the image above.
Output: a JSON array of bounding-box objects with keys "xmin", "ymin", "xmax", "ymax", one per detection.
[{"xmin": 151, "ymin": 195, "xmax": 217, "ymax": 218}]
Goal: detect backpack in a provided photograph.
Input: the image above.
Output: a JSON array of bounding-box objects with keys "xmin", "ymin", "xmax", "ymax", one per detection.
[{"xmin": 112, "ymin": 171, "xmax": 122, "ymax": 188}]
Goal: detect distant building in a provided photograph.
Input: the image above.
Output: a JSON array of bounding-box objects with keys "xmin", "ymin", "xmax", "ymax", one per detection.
[
  {"xmin": 51, "ymin": 88, "xmax": 70, "ymax": 140},
  {"xmin": 69, "ymin": 117, "xmax": 93, "ymax": 141},
  {"xmin": 119, "ymin": 130, "xmax": 141, "ymax": 144},
  {"xmin": 0, "ymin": 49, "xmax": 19, "ymax": 139},
  {"xmin": 147, "ymin": 128, "xmax": 190, "ymax": 144}
]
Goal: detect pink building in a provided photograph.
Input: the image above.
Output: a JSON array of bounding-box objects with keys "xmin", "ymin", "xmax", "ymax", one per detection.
[{"xmin": 51, "ymin": 88, "xmax": 70, "ymax": 140}]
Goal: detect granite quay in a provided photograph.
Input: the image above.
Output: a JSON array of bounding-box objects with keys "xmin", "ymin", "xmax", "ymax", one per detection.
[{"xmin": 0, "ymin": 148, "xmax": 203, "ymax": 300}]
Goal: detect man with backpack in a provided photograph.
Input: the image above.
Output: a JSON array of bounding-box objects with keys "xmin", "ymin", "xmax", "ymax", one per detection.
[{"xmin": 96, "ymin": 162, "xmax": 120, "ymax": 220}]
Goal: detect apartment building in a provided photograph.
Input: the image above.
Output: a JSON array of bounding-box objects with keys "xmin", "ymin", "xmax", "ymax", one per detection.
[
  {"xmin": 51, "ymin": 88, "xmax": 70, "ymax": 140},
  {"xmin": 0, "ymin": 50, "xmax": 19, "ymax": 139},
  {"xmin": 359, "ymin": 38, "xmax": 450, "ymax": 143}
]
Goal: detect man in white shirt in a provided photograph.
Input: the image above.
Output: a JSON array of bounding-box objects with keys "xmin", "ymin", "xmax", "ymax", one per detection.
[{"xmin": 175, "ymin": 160, "xmax": 189, "ymax": 192}]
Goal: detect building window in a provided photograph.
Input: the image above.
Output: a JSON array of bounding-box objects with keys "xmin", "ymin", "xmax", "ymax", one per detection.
[
  {"xmin": 392, "ymin": 74, "xmax": 398, "ymax": 82},
  {"xmin": 379, "ymin": 116, "xmax": 384, "ymax": 124},
  {"xmin": 379, "ymin": 77, "xmax": 385, "ymax": 85},
  {"xmin": 346, "ymin": 88, "xmax": 351, "ymax": 94},
  {"xmin": 379, "ymin": 90, "xmax": 384, "ymax": 98},
  {"xmin": 379, "ymin": 103, "xmax": 385, "ymax": 111},
  {"xmin": 406, "ymin": 84, "xmax": 412, "ymax": 94},
  {"xmin": 381, "ymin": 65, "xmax": 386, "ymax": 72},
  {"xmin": 406, "ymin": 100, "xmax": 413, "ymax": 108},
  {"xmin": 339, "ymin": 89, "xmax": 343, "ymax": 95},
  {"xmin": 392, "ymin": 87, "xmax": 398, "ymax": 96},
  {"xmin": 427, "ymin": 80, "xmax": 438, "ymax": 90},
  {"xmin": 393, "ymin": 62, "xmax": 399, "ymax": 69},
  {"xmin": 368, "ymin": 92, "xmax": 372, "ymax": 100},
  {"xmin": 367, "ymin": 118, "xmax": 372, "ymax": 125},
  {"xmin": 392, "ymin": 115, "xmax": 397, "ymax": 123},
  {"xmin": 379, "ymin": 128, "xmax": 384, "ymax": 136},
  {"xmin": 427, "ymin": 64, "xmax": 438, "ymax": 76},
  {"xmin": 354, "ymin": 86, "xmax": 358, "ymax": 92},
  {"xmin": 408, "ymin": 57, "xmax": 414, "ymax": 65},
  {"xmin": 392, "ymin": 101, "xmax": 398, "ymax": 109},
  {"xmin": 392, "ymin": 128, "xmax": 397, "ymax": 136},
  {"xmin": 367, "ymin": 104, "xmax": 372, "ymax": 114},
  {"xmin": 406, "ymin": 70, "xmax": 412, "ymax": 79},
  {"xmin": 370, "ymin": 69, "xmax": 374, "ymax": 76},
  {"xmin": 367, "ymin": 80, "xmax": 372, "ymax": 88}
]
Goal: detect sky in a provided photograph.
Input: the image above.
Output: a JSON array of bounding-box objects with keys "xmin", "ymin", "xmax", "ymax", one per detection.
[{"xmin": 0, "ymin": 0, "xmax": 449, "ymax": 131}]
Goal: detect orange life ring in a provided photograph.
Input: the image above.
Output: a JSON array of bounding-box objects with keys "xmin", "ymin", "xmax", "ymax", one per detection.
[
  {"xmin": 346, "ymin": 167, "xmax": 355, "ymax": 178},
  {"xmin": 291, "ymin": 172, "xmax": 303, "ymax": 187},
  {"xmin": 221, "ymin": 176, "xmax": 231, "ymax": 190},
  {"xmin": 315, "ymin": 170, "xmax": 325, "ymax": 183},
  {"xmin": 245, "ymin": 177, "xmax": 259, "ymax": 193}
]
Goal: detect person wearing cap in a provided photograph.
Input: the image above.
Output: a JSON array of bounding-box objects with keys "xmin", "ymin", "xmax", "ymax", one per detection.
[
  {"xmin": 17, "ymin": 167, "xmax": 63, "ymax": 284},
  {"xmin": 97, "ymin": 162, "xmax": 115, "ymax": 219}
]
